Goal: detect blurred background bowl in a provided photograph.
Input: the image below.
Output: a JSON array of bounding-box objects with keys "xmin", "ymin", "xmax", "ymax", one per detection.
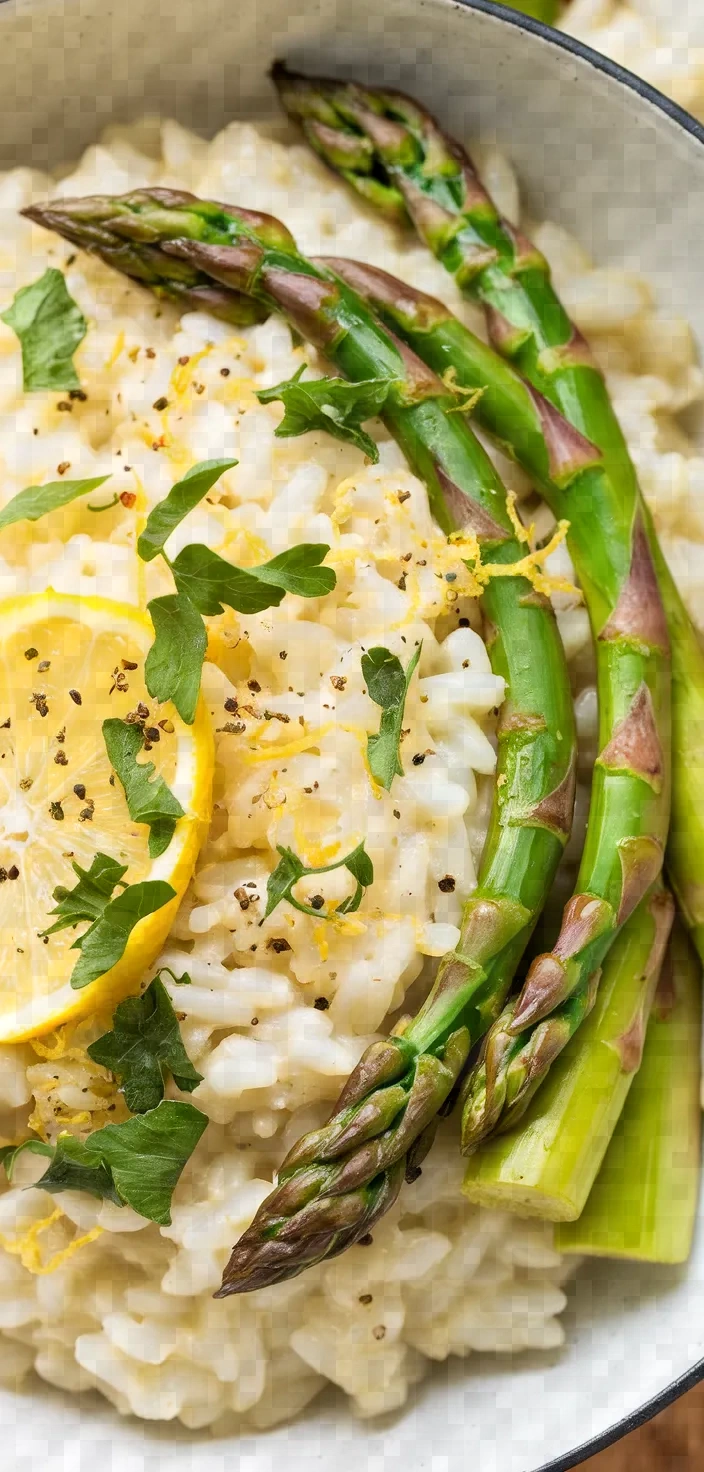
[{"xmin": 0, "ymin": 1, "xmax": 702, "ymax": 1467}]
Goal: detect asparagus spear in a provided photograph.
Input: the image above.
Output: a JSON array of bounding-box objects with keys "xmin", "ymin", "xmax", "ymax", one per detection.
[
  {"xmin": 26, "ymin": 189, "xmax": 576, "ymax": 1289},
  {"xmin": 312, "ymin": 260, "xmax": 672, "ymax": 1151},
  {"xmin": 555, "ymin": 922, "xmax": 702, "ymax": 1263},
  {"xmin": 461, "ymin": 888, "xmax": 674, "ymax": 1220},
  {"xmin": 273, "ymin": 71, "xmax": 676, "ymax": 1146},
  {"xmin": 310, "ymin": 263, "xmax": 704, "ymax": 972}
]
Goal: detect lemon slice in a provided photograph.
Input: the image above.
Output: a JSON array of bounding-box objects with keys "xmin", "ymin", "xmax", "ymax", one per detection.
[{"xmin": 0, "ymin": 592, "xmax": 213, "ymax": 1041}]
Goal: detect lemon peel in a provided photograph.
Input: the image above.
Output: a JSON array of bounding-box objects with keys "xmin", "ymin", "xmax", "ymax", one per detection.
[
  {"xmin": 0, "ymin": 1206, "xmax": 104, "ymax": 1275},
  {"xmin": 0, "ymin": 592, "xmax": 213, "ymax": 1041}
]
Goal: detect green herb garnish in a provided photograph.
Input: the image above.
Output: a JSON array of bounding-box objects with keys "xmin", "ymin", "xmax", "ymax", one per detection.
[
  {"xmin": 144, "ymin": 593, "xmax": 208, "ymax": 728},
  {"xmin": 102, "ymin": 718, "xmax": 185, "ymax": 858},
  {"xmin": 87, "ymin": 974, "xmax": 202, "ymax": 1113},
  {"xmin": 35, "ymin": 1101, "xmax": 208, "ymax": 1225},
  {"xmin": 362, "ymin": 643, "xmax": 422, "ymax": 791},
  {"xmin": 42, "ymin": 852, "xmax": 129, "ymax": 934},
  {"xmin": 257, "ymin": 367, "xmax": 393, "ymax": 461},
  {"xmin": 137, "ymin": 458, "xmax": 238, "ymax": 562},
  {"xmin": 0, "ymin": 476, "xmax": 111, "ymax": 532},
  {"xmin": 1, "ymin": 267, "xmax": 87, "ymax": 391},
  {"xmin": 139, "ymin": 461, "xmax": 337, "ymax": 725},
  {"xmin": 0, "ymin": 1137, "xmax": 54, "ymax": 1182},
  {"xmin": 42, "ymin": 851, "xmax": 175, "ymax": 991},
  {"xmin": 264, "ymin": 840, "xmax": 374, "ymax": 921},
  {"xmin": 171, "ymin": 541, "xmax": 335, "ymax": 616}
]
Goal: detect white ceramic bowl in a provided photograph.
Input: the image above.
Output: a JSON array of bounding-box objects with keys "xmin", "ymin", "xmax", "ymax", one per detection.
[{"xmin": 0, "ymin": 1, "xmax": 702, "ymax": 1467}]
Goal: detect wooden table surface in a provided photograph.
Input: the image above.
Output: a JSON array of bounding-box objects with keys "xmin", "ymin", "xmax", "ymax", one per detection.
[{"xmin": 583, "ymin": 1383, "xmax": 704, "ymax": 1469}]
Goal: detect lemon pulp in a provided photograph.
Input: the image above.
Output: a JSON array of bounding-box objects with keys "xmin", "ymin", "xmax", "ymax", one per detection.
[{"xmin": 0, "ymin": 592, "xmax": 213, "ymax": 1040}]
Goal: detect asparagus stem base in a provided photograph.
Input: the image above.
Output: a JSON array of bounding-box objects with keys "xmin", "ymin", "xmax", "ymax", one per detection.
[
  {"xmin": 555, "ymin": 923, "xmax": 702, "ymax": 1263},
  {"xmin": 461, "ymin": 891, "xmax": 674, "ymax": 1222}
]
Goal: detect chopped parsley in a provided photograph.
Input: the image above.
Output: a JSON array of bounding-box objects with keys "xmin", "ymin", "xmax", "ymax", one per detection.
[
  {"xmin": 139, "ymin": 461, "xmax": 337, "ymax": 725},
  {"xmin": 87, "ymin": 974, "xmax": 202, "ymax": 1114},
  {"xmin": 137, "ymin": 458, "xmax": 238, "ymax": 562},
  {"xmin": 264, "ymin": 840, "xmax": 374, "ymax": 921},
  {"xmin": 1, "ymin": 267, "xmax": 87, "ymax": 392},
  {"xmin": 102, "ymin": 718, "xmax": 184, "ymax": 858},
  {"xmin": 0, "ymin": 475, "xmax": 111, "ymax": 532},
  {"xmin": 257, "ymin": 367, "xmax": 393, "ymax": 461},
  {"xmin": 34, "ymin": 1100, "xmax": 208, "ymax": 1225},
  {"xmin": 145, "ymin": 593, "xmax": 208, "ymax": 728},
  {"xmin": 0, "ymin": 1137, "xmax": 53, "ymax": 1182},
  {"xmin": 42, "ymin": 851, "xmax": 175, "ymax": 991},
  {"xmin": 362, "ymin": 643, "xmax": 422, "ymax": 791}
]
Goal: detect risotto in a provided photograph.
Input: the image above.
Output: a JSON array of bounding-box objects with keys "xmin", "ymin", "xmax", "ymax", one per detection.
[
  {"xmin": 0, "ymin": 114, "xmax": 700, "ymax": 1429},
  {"xmin": 562, "ymin": 0, "xmax": 704, "ymax": 120}
]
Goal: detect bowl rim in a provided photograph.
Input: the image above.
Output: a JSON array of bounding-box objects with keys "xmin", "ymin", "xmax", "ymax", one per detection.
[{"xmin": 455, "ymin": 9, "xmax": 704, "ymax": 1464}]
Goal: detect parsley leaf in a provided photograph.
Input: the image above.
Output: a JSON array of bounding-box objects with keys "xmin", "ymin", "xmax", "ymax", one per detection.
[
  {"xmin": 145, "ymin": 593, "xmax": 207, "ymax": 726},
  {"xmin": 1, "ymin": 268, "xmax": 87, "ymax": 391},
  {"xmin": 87, "ymin": 975, "xmax": 202, "ymax": 1113},
  {"xmin": 0, "ymin": 476, "xmax": 111, "ymax": 532},
  {"xmin": 171, "ymin": 543, "xmax": 288, "ymax": 616},
  {"xmin": 36, "ymin": 1133, "xmax": 122, "ymax": 1206},
  {"xmin": 35, "ymin": 1100, "xmax": 208, "ymax": 1225},
  {"xmin": 362, "ymin": 643, "xmax": 422, "ymax": 791},
  {"xmin": 171, "ymin": 542, "xmax": 335, "ymax": 616},
  {"xmin": 102, "ymin": 718, "xmax": 185, "ymax": 859},
  {"xmin": 257, "ymin": 367, "xmax": 393, "ymax": 461},
  {"xmin": 42, "ymin": 852, "xmax": 128, "ymax": 936},
  {"xmin": 252, "ymin": 544, "xmax": 337, "ymax": 599},
  {"xmin": 137, "ymin": 458, "xmax": 238, "ymax": 563},
  {"xmin": 69, "ymin": 880, "xmax": 176, "ymax": 991},
  {"xmin": 0, "ymin": 1137, "xmax": 53, "ymax": 1182},
  {"xmin": 264, "ymin": 839, "xmax": 374, "ymax": 921},
  {"xmin": 42, "ymin": 856, "xmax": 176, "ymax": 991}
]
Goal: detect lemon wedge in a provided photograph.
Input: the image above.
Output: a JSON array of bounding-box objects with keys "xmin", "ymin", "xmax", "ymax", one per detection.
[{"xmin": 0, "ymin": 592, "xmax": 213, "ymax": 1041}]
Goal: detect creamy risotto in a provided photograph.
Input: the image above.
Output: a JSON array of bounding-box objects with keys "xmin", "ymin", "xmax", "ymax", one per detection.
[
  {"xmin": 0, "ymin": 116, "xmax": 699, "ymax": 1429},
  {"xmin": 562, "ymin": 0, "xmax": 704, "ymax": 119}
]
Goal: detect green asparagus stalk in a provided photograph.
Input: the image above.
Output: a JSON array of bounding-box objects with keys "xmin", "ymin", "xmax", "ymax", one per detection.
[
  {"xmin": 273, "ymin": 70, "xmax": 677, "ymax": 1147},
  {"xmin": 461, "ymin": 888, "xmax": 674, "ymax": 1220},
  {"xmin": 555, "ymin": 922, "xmax": 702, "ymax": 1262},
  {"xmin": 313, "ymin": 257, "xmax": 673, "ymax": 1150},
  {"xmin": 310, "ymin": 263, "xmax": 704, "ymax": 973},
  {"xmin": 26, "ymin": 189, "xmax": 576, "ymax": 1289}
]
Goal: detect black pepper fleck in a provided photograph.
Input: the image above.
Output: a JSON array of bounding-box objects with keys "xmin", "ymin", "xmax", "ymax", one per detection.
[
  {"xmin": 24, "ymin": 648, "xmax": 38, "ymax": 661},
  {"xmin": 314, "ymin": 996, "xmax": 329, "ymax": 1011},
  {"xmin": 49, "ymin": 802, "xmax": 64, "ymax": 821},
  {"xmin": 268, "ymin": 937, "xmax": 291, "ymax": 954},
  {"xmin": 69, "ymin": 689, "xmax": 82, "ymax": 706},
  {"xmin": 438, "ymin": 875, "xmax": 456, "ymax": 893},
  {"xmin": 73, "ymin": 783, "xmax": 86, "ymax": 800}
]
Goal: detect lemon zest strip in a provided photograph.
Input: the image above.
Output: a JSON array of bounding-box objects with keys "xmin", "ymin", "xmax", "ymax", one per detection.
[{"xmin": 0, "ymin": 1206, "xmax": 104, "ymax": 1275}]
